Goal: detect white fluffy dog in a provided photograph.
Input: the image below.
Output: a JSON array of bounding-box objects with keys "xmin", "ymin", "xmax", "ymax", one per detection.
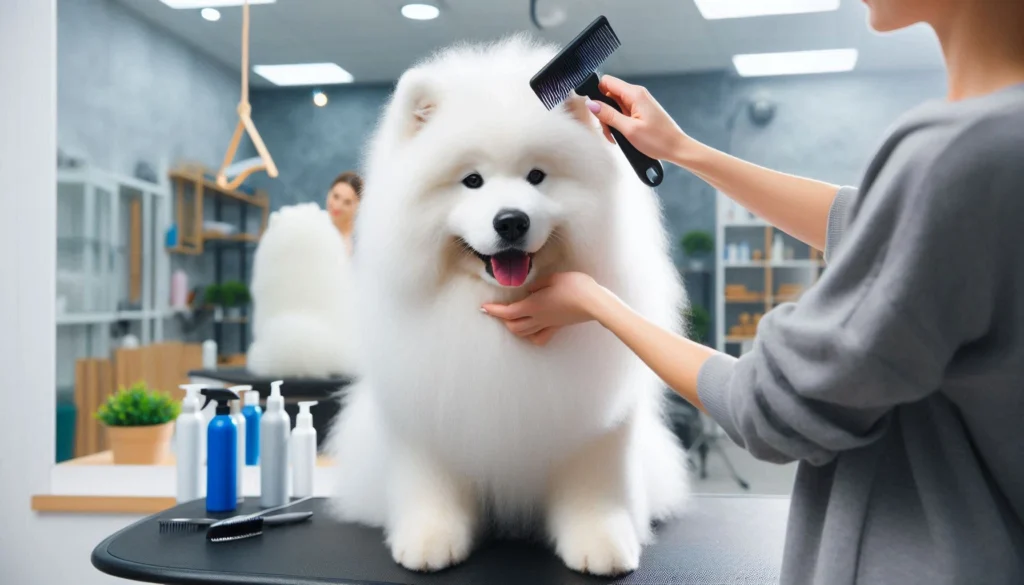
[
  {"xmin": 329, "ymin": 36, "xmax": 688, "ymax": 576},
  {"xmin": 247, "ymin": 202, "xmax": 357, "ymax": 377}
]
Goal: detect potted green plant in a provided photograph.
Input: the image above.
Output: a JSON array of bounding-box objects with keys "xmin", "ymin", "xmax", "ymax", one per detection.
[
  {"xmin": 680, "ymin": 231, "xmax": 715, "ymax": 272},
  {"xmin": 204, "ymin": 283, "xmax": 225, "ymax": 321},
  {"xmin": 222, "ymin": 280, "xmax": 250, "ymax": 319},
  {"xmin": 95, "ymin": 382, "xmax": 180, "ymax": 465},
  {"xmin": 684, "ymin": 305, "xmax": 711, "ymax": 345}
]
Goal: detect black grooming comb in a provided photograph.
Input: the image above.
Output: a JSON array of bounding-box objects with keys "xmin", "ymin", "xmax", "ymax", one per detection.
[
  {"xmin": 206, "ymin": 511, "xmax": 314, "ymax": 542},
  {"xmin": 531, "ymin": 16, "xmax": 665, "ymax": 187}
]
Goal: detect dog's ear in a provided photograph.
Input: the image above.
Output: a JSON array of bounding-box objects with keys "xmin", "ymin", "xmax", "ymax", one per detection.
[{"xmin": 393, "ymin": 68, "xmax": 438, "ymax": 139}]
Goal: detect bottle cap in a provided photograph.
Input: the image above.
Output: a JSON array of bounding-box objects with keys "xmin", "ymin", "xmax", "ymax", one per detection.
[
  {"xmin": 178, "ymin": 384, "xmax": 206, "ymax": 413},
  {"xmin": 267, "ymin": 380, "xmax": 284, "ymax": 412},
  {"xmin": 228, "ymin": 385, "xmax": 252, "ymax": 412},
  {"xmin": 244, "ymin": 390, "xmax": 260, "ymax": 406},
  {"xmin": 199, "ymin": 388, "xmax": 240, "ymax": 415},
  {"xmin": 296, "ymin": 401, "xmax": 317, "ymax": 429}
]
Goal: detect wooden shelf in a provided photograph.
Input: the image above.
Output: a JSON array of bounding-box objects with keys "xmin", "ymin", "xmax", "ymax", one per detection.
[
  {"xmin": 169, "ymin": 170, "xmax": 269, "ymax": 207},
  {"xmin": 203, "ymin": 232, "xmax": 260, "ymax": 243},
  {"xmin": 725, "ymin": 336, "xmax": 755, "ymax": 343},
  {"xmin": 725, "ymin": 296, "xmax": 766, "ymax": 304}
]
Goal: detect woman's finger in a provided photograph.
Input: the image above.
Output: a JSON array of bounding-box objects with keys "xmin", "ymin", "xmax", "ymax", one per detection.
[
  {"xmin": 529, "ymin": 327, "xmax": 559, "ymax": 346},
  {"xmin": 506, "ymin": 317, "xmax": 538, "ymax": 334},
  {"xmin": 586, "ymin": 99, "xmax": 636, "ymax": 136},
  {"xmin": 481, "ymin": 301, "xmax": 527, "ymax": 320},
  {"xmin": 598, "ymin": 74, "xmax": 642, "ymax": 108}
]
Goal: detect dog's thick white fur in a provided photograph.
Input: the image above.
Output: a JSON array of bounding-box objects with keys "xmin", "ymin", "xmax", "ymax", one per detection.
[
  {"xmin": 247, "ymin": 202, "xmax": 357, "ymax": 377},
  {"xmin": 328, "ymin": 36, "xmax": 688, "ymax": 576}
]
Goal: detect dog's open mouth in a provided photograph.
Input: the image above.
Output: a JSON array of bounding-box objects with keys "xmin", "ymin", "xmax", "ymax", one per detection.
[{"xmin": 475, "ymin": 249, "xmax": 533, "ymax": 287}]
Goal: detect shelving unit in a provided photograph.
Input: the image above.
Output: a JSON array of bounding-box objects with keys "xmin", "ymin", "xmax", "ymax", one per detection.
[
  {"xmin": 168, "ymin": 166, "xmax": 269, "ymax": 359},
  {"xmin": 715, "ymin": 192, "xmax": 826, "ymax": 357},
  {"xmin": 55, "ymin": 167, "xmax": 172, "ymax": 393}
]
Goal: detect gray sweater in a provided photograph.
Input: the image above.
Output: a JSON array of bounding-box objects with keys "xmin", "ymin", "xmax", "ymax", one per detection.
[{"xmin": 697, "ymin": 83, "xmax": 1024, "ymax": 585}]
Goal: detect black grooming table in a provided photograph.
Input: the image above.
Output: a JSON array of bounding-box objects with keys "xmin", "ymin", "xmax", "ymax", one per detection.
[
  {"xmin": 188, "ymin": 368, "xmax": 353, "ymax": 448},
  {"xmin": 92, "ymin": 496, "xmax": 788, "ymax": 585}
]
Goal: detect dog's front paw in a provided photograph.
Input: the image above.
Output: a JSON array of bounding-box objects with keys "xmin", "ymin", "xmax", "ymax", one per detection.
[
  {"xmin": 388, "ymin": 513, "xmax": 473, "ymax": 572},
  {"xmin": 554, "ymin": 509, "xmax": 641, "ymax": 576}
]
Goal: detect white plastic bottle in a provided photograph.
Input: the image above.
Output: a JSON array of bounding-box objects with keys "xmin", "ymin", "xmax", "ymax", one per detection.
[
  {"xmin": 260, "ymin": 380, "xmax": 291, "ymax": 508},
  {"xmin": 290, "ymin": 401, "xmax": 318, "ymax": 499},
  {"xmin": 772, "ymin": 233, "xmax": 785, "ymax": 264},
  {"xmin": 202, "ymin": 339, "xmax": 218, "ymax": 369},
  {"xmin": 176, "ymin": 384, "xmax": 207, "ymax": 502},
  {"xmin": 228, "ymin": 385, "xmax": 251, "ymax": 503}
]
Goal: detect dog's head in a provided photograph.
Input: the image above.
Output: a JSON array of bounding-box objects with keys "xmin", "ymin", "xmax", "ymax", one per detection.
[{"xmin": 358, "ymin": 35, "xmax": 621, "ymax": 291}]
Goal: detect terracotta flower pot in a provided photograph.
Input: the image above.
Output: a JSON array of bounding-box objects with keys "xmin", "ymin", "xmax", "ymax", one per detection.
[{"xmin": 105, "ymin": 421, "xmax": 175, "ymax": 465}]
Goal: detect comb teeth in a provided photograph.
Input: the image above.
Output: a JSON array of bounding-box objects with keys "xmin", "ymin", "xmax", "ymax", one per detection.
[
  {"xmin": 158, "ymin": 518, "xmax": 216, "ymax": 534},
  {"xmin": 206, "ymin": 513, "xmax": 265, "ymax": 542},
  {"xmin": 531, "ymin": 16, "xmax": 621, "ymax": 110}
]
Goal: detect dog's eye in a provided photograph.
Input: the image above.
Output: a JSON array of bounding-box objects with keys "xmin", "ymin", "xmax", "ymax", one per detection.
[
  {"xmin": 526, "ymin": 169, "xmax": 546, "ymax": 186},
  {"xmin": 462, "ymin": 173, "xmax": 484, "ymax": 189}
]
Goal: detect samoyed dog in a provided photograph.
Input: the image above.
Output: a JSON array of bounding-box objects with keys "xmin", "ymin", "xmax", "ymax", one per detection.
[
  {"xmin": 247, "ymin": 203, "xmax": 357, "ymax": 377},
  {"xmin": 328, "ymin": 36, "xmax": 688, "ymax": 576}
]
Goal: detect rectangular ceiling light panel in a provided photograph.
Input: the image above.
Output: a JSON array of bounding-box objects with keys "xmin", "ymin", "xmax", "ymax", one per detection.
[
  {"xmin": 694, "ymin": 0, "xmax": 840, "ymax": 20},
  {"xmin": 253, "ymin": 63, "xmax": 355, "ymax": 86}
]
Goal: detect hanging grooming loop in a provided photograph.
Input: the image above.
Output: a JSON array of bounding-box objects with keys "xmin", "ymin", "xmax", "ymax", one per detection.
[{"xmin": 217, "ymin": 0, "xmax": 278, "ymax": 191}]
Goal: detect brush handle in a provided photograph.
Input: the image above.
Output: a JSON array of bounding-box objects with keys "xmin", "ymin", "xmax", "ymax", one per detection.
[
  {"xmin": 262, "ymin": 511, "xmax": 313, "ymax": 526},
  {"xmin": 576, "ymin": 73, "xmax": 664, "ymax": 187}
]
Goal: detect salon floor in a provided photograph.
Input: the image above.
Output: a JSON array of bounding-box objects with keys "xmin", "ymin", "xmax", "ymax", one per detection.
[{"xmin": 689, "ymin": 437, "xmax": 797, "ymax": 496}]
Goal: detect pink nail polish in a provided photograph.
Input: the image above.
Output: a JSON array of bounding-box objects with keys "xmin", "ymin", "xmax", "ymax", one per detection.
[{"xmin": 586, "ymin": 99, "xmax": 601, "ymax": 114}]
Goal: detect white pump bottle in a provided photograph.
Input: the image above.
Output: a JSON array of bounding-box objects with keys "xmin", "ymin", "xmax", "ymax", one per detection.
[
  {"xmin": 260, "ymin": 380, "xmax": 291, "ymax": 508},
  {"xmin": 290, "ymin": 401, "xmax": 318, "ymax": 498},
  {"xmin": 176, "ymin": 383, "xmax": 207, "ymax": 502}
]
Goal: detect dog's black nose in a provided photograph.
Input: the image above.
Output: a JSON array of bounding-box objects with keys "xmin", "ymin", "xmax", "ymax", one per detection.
[{"xmin": 493, "ymin": 209, "xmax": 530, "ymax": 242}]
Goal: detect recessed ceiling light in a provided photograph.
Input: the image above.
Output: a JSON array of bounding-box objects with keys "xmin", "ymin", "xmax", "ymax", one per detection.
[
  {"xmin": 200, "ymin": 8, "xmax": 221, "ymax": 21},
  {"xmin": 159, "ymin": 0, "xmax": 275, "ymax": 7},
  {"xmin": 694, "ymin": 0, "xmax": 839, "ymax": 20},
  {"xmin": 312, "ymin": 90, "xmax": 328, "ymax": 107},
  {"xmin": 733, "ymin": 49, "xmax": 858, "ymax": 77},
  {"xmin": 253, "ymin": 63, "xmax": 354, "ymax": 86},
  {"xmin": 401, "ymin": 3, "xmax": 441, "ymax": 20}
]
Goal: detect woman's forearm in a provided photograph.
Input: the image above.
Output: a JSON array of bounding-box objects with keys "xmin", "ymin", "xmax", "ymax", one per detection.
[
  {"xmin": 589, "ymin": 287, "xmax": 718, "ymax": 412},
  {"xmin": 673, "ymin": 140, "xmax": 838, "ymax": 251}
]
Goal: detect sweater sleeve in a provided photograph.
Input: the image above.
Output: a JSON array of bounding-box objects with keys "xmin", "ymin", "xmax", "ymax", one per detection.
[
  {"xmin": 824, "ymin": 186, "xmax": 858, "ymax": 263},
  {"xmin": 697, "ymin": 122, "xmax": 1011, "ymax": 465}
]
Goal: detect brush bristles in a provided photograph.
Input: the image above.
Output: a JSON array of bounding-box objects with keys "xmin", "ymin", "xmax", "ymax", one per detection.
[
  {"xmin": 531, "ymin": 16, "xmax": 621, "ymax": 110},
  {"xmin": 206, "ymin": 514, "xmax": 265, "ymax": 542},
  {"xmin": 158, "ymin": 518, "xmax": 215, "ymax": 534}
]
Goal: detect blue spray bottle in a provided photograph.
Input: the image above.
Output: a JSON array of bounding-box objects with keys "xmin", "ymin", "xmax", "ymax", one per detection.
[
  {"xmin": 200, "ymin": 388, "xmax": 241, "ymax": 513},
  {"xmin": 242, "ymin": 390, "xmax": 262, "ymax": 466}
]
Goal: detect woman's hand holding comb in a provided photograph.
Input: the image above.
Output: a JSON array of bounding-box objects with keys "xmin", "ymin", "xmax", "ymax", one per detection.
[{"xmin": 586, "ymin": 75, "xmax": 694, "ymax": 165}]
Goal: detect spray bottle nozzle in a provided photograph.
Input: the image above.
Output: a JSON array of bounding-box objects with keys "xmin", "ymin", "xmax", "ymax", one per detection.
[{"xmin": 200, "ymin": 388, "xmax": 240, "ymax": 415}]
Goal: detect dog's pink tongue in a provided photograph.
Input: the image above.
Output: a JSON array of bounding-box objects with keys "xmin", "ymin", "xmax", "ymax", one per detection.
[{"xmin": 491, "ymin": 253, "xmax": 530, "ymax": 287}]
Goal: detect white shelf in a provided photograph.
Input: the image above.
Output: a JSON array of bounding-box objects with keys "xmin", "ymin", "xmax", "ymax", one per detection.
[
  {"xmin": 716, "ymin": 191, "xmax": 825, "ymax": 356},
  {"xmin": 722, "ymin": 259, "xmax": 824, "ymax": 268},
  {"xmin": 56, "ymin": 309, "xmax": 174, "ymax": 326},
  {"xmin": 723, "ymin": 221, "xmax": 768, "ymax": 227}
]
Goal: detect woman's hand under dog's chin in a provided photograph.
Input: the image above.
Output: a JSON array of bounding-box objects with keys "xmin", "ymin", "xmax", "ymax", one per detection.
[{"xmin": 481, "ymin": 272, "xmax": 613, "ymax": 346}]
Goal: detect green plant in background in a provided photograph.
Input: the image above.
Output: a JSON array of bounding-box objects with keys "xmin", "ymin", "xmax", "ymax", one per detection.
[
  {"xmin": 684, "ymin": 305, "xmax": 711, "ymax": 345},
  {"xmin": 221, "ymin": 280, "xmax": 250, "ymax": 307},
  {"xmin": 204, "ymin": 283, "xmax": 224, "ymax": 307},
  {"xmin": 95, "ymin": 382, "xmax": 180, "ymax": 427},
  {"xmin": 680, "ymin": 231, "xmax": 715, "ymax": 257}
]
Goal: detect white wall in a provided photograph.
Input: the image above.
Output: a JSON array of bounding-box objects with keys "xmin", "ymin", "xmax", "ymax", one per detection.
[{"xmin": 0, "ymin": 1, "xmax": 141, "ymax": 582}]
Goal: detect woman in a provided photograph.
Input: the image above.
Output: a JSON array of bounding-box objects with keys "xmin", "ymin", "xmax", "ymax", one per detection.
[
  {"xmin": 326, "ymin": 170, "xmax": 362, "ymax": 253},
  {"xmin": 483, "ymin": 1, "xmax": 1024, "ymax": 583}
]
